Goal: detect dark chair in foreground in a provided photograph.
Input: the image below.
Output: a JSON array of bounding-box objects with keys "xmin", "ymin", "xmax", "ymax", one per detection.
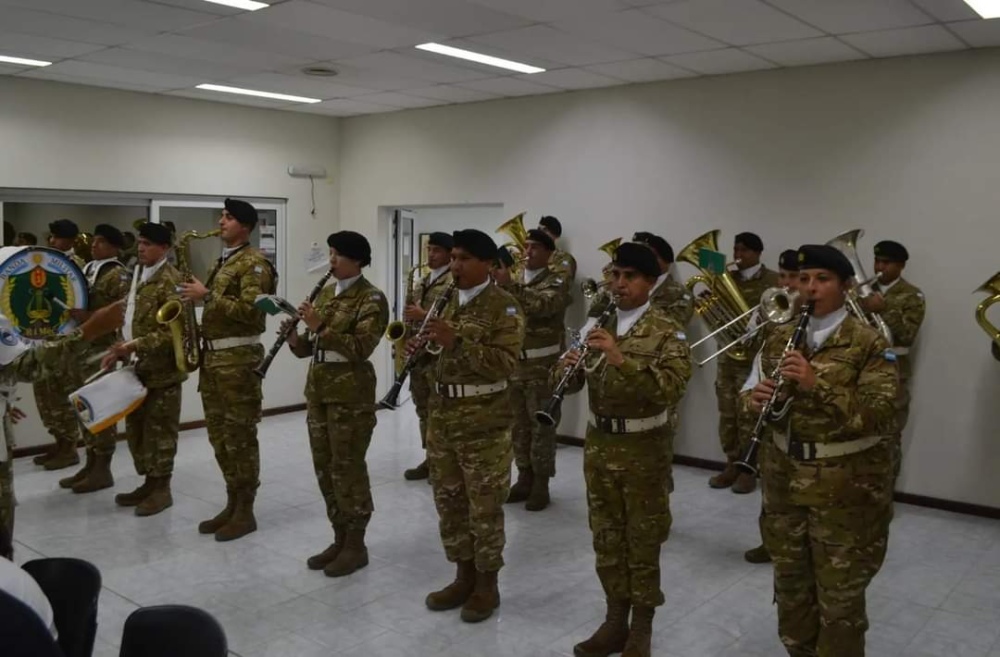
[
  {"xmin": 118, "ymin": 604, "xmax": 228, "ymax": 657},
  {"xmin": 0, "ymin": 587, "xmax": 63, "ymax": 657},
  {"xmin": 23, "ymin": 557, "xmax": 102, "ymax": 657}
]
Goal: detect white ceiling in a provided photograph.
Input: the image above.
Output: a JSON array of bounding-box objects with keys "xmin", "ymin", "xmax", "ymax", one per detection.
[{"xmin": 0, "ymin": 0, "xmax": 997, "ymax": 116}]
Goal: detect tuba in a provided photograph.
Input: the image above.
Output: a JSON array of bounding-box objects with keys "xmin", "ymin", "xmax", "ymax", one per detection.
[
  {"xmin": 825, "ymin": 229, "xmax": 893, "ymax": 345},
  {"xmin": 496, "ymin": 212, "xmax": 528, "ymax": 277},
  {"xmin": 975, "ymin": 271, "xmax": 1000, "ymax": 361},
  {"xmin": 74, "ymin": 231, "xmax": 94, "ymax": 263},
  {"xmin": 159, "ymin": 227, "xmax": 221, "ymax": 372},
  {"xmin": 677, "ymin": 229, "xmax": 753, "ymax": 362},
  {"xmin": 690, "ymin": 286, "xmax": 801, "ymax": 366},
  {"xmin": 580, "ymin": 237, "xmax": 621, "ymax": 299}
]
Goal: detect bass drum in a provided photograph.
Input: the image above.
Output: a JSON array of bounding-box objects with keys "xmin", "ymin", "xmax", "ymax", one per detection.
[{"xmin": 0, "ymin": 246, "xmax": 89, "ymax": 340}]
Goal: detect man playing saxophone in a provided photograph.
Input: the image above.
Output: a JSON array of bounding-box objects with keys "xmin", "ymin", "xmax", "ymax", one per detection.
[{"xmin": 180, "ymin": 198, "xmax": 276, "ymax": 542}]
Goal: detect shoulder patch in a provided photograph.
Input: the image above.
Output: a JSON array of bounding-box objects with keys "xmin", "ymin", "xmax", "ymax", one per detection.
[
  {"xmin": 554, "ymin": 277, "xmax": 563, "ymax": 284},
  {"xmin": 370, "ymin": 292, "xmax": 382, "ymax": 300},
  {"xmin": 676, "ymin": 331, "xmax": 687, "ymax": 340},
  {"xmin": 506, "ymin": 306, "xmax": 517, "ymax": 316},
  {"xmin": 883, "ymin": 349, "xmax": 897, "ymax": 362},
  {"xmin": 561, "ymin": 260, "xmax": 569, "ymax": 266},
  {"xmin": 254, "ymin": 265, "xmax": 263, "ymax": 273},
  {"xmin": 683, "ymin": 294, "xmax": 691, "ymax": 300},
  {"xmin": 916, "ymin": 292, "xmax": 924, "ymax": 298}
]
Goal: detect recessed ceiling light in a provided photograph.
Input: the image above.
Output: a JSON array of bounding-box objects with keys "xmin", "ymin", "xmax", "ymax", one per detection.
[
  {"xmin": 415, "ymin": 43, "xmax": 545, "ymax": 74},
  {"xmin": 963, "ymin": 0, "xmax": 1000, "ymax": 18},
  {"xmin": 195, "ymin": 84, "xmax": 322, "ymax": 104},
  {"xmin": 0, "ymin": 54, "xmax": 52, "ymax": 67},
  {"xmin": 203, "ymin": 0, "xmax": 269, "ymax": 11}
]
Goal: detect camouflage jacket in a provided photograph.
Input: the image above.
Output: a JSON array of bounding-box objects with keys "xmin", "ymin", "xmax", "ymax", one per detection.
[
  {"xmin": 405, "ymin": 270, "xmax": 453, "ymax": 371},
  {"xmin": 291, "ymin": 276, "xmax": 389, "ymax": 406},
  {"xmin": 505, "ymin": 267, "xmax": 571, "ymax": 381},
  {"xmin": 550, "ymin": 248, "xmax": 577, "ymax": 283},
  {"xmin": 131, "ymin": 262, "xmax": 188, "ymax": 389},
  {"xmin": 741, "ymin": 315, "xmax": 897, "ymax": 445},
  {"xmin": 201, "ymin": 245, "xmax": 276, "ymax": 368},
  {"xmin": 736, "ymin": 265, "xmax": 780, "ymax": 305},
  {"xmin": 85, "ymin": 260, "xmax": 130, "ymax": 350},
  {"xmin": 588, "ymin": 273, "xmax": 694, "ymax": 328},
  {"xmin": 877, "ymin": 277, "xmax": 925, "ymax": 351},
  {"xmin": 561, "ymin": 307, "xmax": 692, "ymax": 419}
]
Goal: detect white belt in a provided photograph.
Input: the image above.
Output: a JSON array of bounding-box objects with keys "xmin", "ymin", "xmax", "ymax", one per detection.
[
  {"xmin": 205, "ymin": 336, "xmax": 260, "ymax": 351},
  {"xmin": 520, "ymin": 344, "xmax": 561, "ymax": 360},
  {"xmin": 588, "ymin": 410, "xmax": 669, "ymax": 434},
  {"xmin": 773, "ymin": 432, "xmax": 882, "ymax": 460},
  {"xmin": 436, "ymin": 381, "xmax": 507, "ymax": 399},
  {"xmin": 314, "ymin": 350, "xmax": 348, "ymax": 364},
  {"xmin": 889, "ymin": 347, "xmax": 909, "ymax": 356}
]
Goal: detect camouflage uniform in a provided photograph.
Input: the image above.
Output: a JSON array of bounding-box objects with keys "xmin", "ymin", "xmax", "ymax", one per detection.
[
  {"xmin": 427, "ymin": 283, "xmax": 524, "ymax": 572},
  {"xmin": 292, "ymin": 276, "xmax": 388, "ymax": 532},
  {"xmin": 741, "ymin": 315, "xmax": 897, "ymax": 657},
  {"xmin": 589, "ymin": 274, "xmax": 694, "ymax": 332},
  {"xmin": 549, "ymin": 248, "xmax": 577, "ymax": 297},
  {"xmin": 405, "ymin": 270, "xmax": 453, "ymax": 453}
]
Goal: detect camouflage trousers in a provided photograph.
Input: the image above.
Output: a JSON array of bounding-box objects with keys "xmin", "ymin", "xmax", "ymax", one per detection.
[
  {"xmin": 890, "ymin": 363, "xmax": 913, "ymax": 478},
  {"xmin": 427, "ymin": 414, "xmax": 512, "ymax": 572},
  {"xmin": 510, "ymin": 376, "xmax": 557, "ymax": 477},
  {"xmin": 761, "ymin": 439, "xmax": 894, "ymax": 657},
  {"xmin": 306, "ymin": 402, "xmax": 376, "ymax": 532},
  {"xmin": 409, "ymin": 365, "xmax": 432, "ymax": 449},
  {"xmin": 33, "ymin": 374, "xmax": 83, "ymax": 450},
  {"xmin": 716, "ymin": 359, "xmax": 752, "ymax": 462},
  {"xmin": 584, "ymin": 428, "xmax": 672, "ymax": 608},
  {"xmin": 200, "ymin": 364, "xmax": 262, "ymax": 492},
  {"xmin": 1, "ymin": 413, "xmax": 13, "ymax": 535},
  {"xmin": 125, "ymin": 385, "xmax": 181, "ymax": 478}
]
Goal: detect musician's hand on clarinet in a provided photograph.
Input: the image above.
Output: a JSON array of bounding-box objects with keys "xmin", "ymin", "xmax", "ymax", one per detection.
[
  {"xmin": 404, "ymin": 335, "xmax": 423, "ymax": 357},
  {"xmin": 560, "ymin": 348, "xmax": 583, "ymax": 368},
  {"xmin": 586, "ymin": 328, "xmax": 624, "ymax": 367},
  {"xmin": 179, "ymin": 277, "xmax": 209, "ymax": 302},
  {"xmin": 780, "ymin": 351, "xmax": 816, "ymax": 390},
  {"xmin": 280, "ymin": 318, "xmax": 299, "ymax": 347},
  {"xmin": 298, "ymin": 301, "xmax": 323, "ymax": 332},
  {"xmin": 425, "ymin": 318, "xmax": 456, "ymax": 349},
  {"xmin": 750, "ymin": 379, "xmax": 778, "ymax": 412},
  {"xmin": 403, "ymin": 303, "xmax": 426, "ymax": 322}
]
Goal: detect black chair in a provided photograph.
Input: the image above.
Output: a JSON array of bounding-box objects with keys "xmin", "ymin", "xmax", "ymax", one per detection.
[
  {"xmin": 0, "ymin": 587, "xmax": 64, "ymax": 657},
  {"xmin": 22, "ymin": 557, "xmax": 102, "ymax": 657},
  {"xmin": 119, "ymin": 605, "xmax": 228, "ymax": 657}
]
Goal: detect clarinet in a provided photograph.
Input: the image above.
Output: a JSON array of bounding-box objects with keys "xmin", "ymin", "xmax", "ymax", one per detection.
[
  {"xmin": 253, "ymin": 268, "xmax": 335, "ymax": 378},
  {"xmin": 535, "ymin": 300, "xmax": 618, "ymax": 428},
  {"xmin": 735, "ymin": 300, "xmax": 814, "ymax": 475},
  {"xmin": 378, "ymin": 281, "xmax": 457, "ymax": 410}
]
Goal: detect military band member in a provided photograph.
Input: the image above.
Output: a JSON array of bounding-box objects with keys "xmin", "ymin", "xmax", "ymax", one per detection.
[
  {"xmin": 561, "ymin": 243, "xmax": 691, "ymax": 657},
  {"xmin": 402, "ymin": 232, "xmax": 453, "ymax": 481},
  {"xmin": 494, "ymin": 229, "xmax": 570, "ymax": 511},
  {"xmin": 860, "ymin": 240, "xmax": 925, "ymax": 476},
  {"xmin": 59, "ymin": 224, "xmax": 130, "ymax": 494},
  {"xmin": 742, "ymin": 245, "xmax": 897, "ymax": 657},
  {"xmin": 710, "ymin": 232, "xmax": 779, "ymax": 494},
  {"xmin": 288, "ymin": 231, "xmax": 388, "ymax": 578},
  {"xmin": 538, "ymin": 215, "xmax": 577, "ymax": 286},
  {"xmin": 102, "ymin": 222, "xmax": 186, "ymax": 517},
  {"xmin": 421, "ymin": 229, "xmax": 524, "ymax": 623},
  {"xmin": 180, "ymin": 198, "xmax": 275, "ymax": 542},
  {"xmin": 14, "ymin": 232, "xmax": 37, "ymax": 246}
]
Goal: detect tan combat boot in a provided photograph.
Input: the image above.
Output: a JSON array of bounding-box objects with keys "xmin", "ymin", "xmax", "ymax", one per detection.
[
  {"xmin": 72, "ymin": 453, "xmax": 114, "ymax": 494},
  {"xmin": 744, "ymin": 544, "xmax": 771, "ymax": 564},
  {"xmin": 506, "ymin": 467, "xmax": 533, "ymax": 504},
  {"xmin": 403, "ymin": 460, "xmax": 429, "ymax": 481},
  {"xmin": 198, "ymin": 488, "xmax": 236, "ymax": 535},
  {"xmin": 622, "ymin": 606, "xmax": 654, "ymax": 657},
  {"xmin": 307, "ymin": 525, "xmax": 346, "ymax": 571},
  {"xmin": 731, "ymin": 472, "xmax": 756, "ymax": 494},
  {"xmin": 59, "ymin": 449, "xmax": 93, "ymax": 489},
  {"xmin": 215, "ymin": 490, "xmax": 257, "ymax": 542},
  {"xmin": 33, "ymin": 444, "xmax": 57, "ymax": 466},
  {"xmin": 135, "ymin": 476, "xmax": 173, "ymax": 516},
  {"xmin": 573, "ymin": 599, "xmax": 630, "ymax": 657},
  {"xmin": 708, "ymin": 463, "xmax": 738, "ymax": 489},
  {"xmin": 426, "ymin": 560, "xmax": 476, "ymax": 610},
  {"xmin": 460, "ymin": 570, "xmax": 500, "ymax": 623},
  {"xmin": 525, "ymin": 474, "xmax": 550, "ymax": 512},
  {"xmin": 44, "ymin": 440, "xmax": 81, "ymax": 471},
  {"xmin": 115, "ymin": 477, "xmax": 153, "ymax": 506},
  {"xmin": 323, "ymin": 528, "xmax": 368, "ymax": 577}
]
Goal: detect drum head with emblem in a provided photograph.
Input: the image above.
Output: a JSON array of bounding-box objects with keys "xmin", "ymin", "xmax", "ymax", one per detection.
[{"xmin": 0, "ymin": 246, "xmax": 88, "ymax": 340}]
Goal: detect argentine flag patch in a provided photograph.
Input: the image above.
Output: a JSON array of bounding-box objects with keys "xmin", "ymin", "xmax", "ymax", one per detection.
[
  {"xmin": 883, "ymin": 349, "xmax": 897, "ymax": 362},
  {"xmin": 506, "ymin": 306, "xmax": 517, "ymax": 316}
]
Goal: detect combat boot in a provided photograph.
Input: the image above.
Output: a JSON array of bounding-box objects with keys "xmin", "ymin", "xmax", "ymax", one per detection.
[
  {"xmin": 460, "ymin": 570, "xmax": 500, "ymax": 623},
  {"xmin": 708, "ymin": 463, "xmax": 738, "ymax": 489},
  {"xmin": 59, "ymin": 449, "xmax": 93, "ymax": 489},
  {"xmin": 506, "ymin": 467, "xmax": 533, "ymax": 504},
  {"xmin": 307, "ymin": 524, "xmax": 346, "ymax": 570},
  {"xmin": 72, "ymin": 453, "xmax": 114, "ymax": 494},
  {"xmin": 215, "ymin": 490, "xmax": 257, "ymax": 542},
  {"xmin": 44, "ymin": 441, "xmax": 80, "ymax": 471},
  {"xmin": 622, "ymin": 606, "xmax": 654, "ymax": 657},
  {"xmin": 525, "ymin": 474, "xmax": 550, "ymax": 511},
  {"xmin": 198, "ymin": 488, "xmax": 236, "ymax": 534},
  {"xmin": 33, "ymin": 444, "xmax": 57, "ymax": 466},
  {"xmin": 731, "ymin": 472, "xmax": 756, "ymax": 494},
  {"xmin": 404, "ymin": 459, "xmax": 429, "ymax": 481},
  {"xmin": 135, "ymin": 476, "xmax": 173, "ymax": 516},
  {"xmin": 323, "ymin": 528, "xmax": 368, "ymax": 577},
  {"xmin": 115, "ymin": 477, "xmax": 153, "ymax": 506},
  {"xmin": 573, "ymin": 599, "xmax": 630, "ymax": 657},
  {"xmin": 744, "ymin": 544, "xmax": 771, "ymax": 564},
  {"xmin": 425, "ymin": 559, "xmax": 476, "ymax": 610}
]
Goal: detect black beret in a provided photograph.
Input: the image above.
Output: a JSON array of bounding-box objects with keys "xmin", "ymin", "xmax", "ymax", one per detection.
[
  {"xmin": 327, "ymin": 231, "xmax": 371, "ymax": 267},
  {"xmin": 525, "ymin": 228, "xmax": 555, "ymax": 252},
  {"xmin": 138, "ymin": 222, "xmax": 172, "ymax": 246},
  {"xmin": 632, "ymin": 231, "xmax": 674, "ymax": 263},
  {"xmin": 49, "ymin": 219, "xmax": 79, "ymax": 239},
  {"xmin": 224, "ymin": 198, "xmax": 258, "ymax": 228},
  {"xmin": 453, "ymin": 229, "xmax": 497, "ymax": 261},
  {"xmin": 778, "ymin": 249, "xmax": 799, "ymax": 272},
  {"xmin": 735, "ymin": 232, "xmax": 764, "ymax": 253},
  {"xmin": 874, "ymin": 240, "xmax": 908, "ymax": 263},
  {"xmin": 613, "ymin": 242, "xmax": 660, "ymax": 279},
  {"xmin": 797, "ymin": 244, "xmax": 854, "ymax": 280},
  {"xmin": 538, "ymin": 215, "xmax": 562, "ymax": 237},
  {"xmin": 94, "ymin": 224, "xmax": 125, "ymax": 249},
  {"xmin": 496, "ymin": 245, "xmax": 515, "ymax": 268},
  {"xmin": 427, "ymin": 232, "xmax": 454, "ymax": 250}
]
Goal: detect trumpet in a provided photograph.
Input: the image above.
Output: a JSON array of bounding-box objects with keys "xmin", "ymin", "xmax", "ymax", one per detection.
[
  {"xmin": 975, "ymin": 272, "xmax": 1000, "ymax": 361},
  {"xmin": 691, "ymin": 287, "xmax": 801, "ymax": 366},
  {"xmin": 254, "ymin": 268, "xmax": 336, "ymax": 378}
]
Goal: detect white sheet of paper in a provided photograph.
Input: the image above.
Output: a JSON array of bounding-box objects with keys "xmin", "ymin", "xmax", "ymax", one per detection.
[{"xmin": 305, "ymin": 243, "xmax": 328, "ymax": 273}]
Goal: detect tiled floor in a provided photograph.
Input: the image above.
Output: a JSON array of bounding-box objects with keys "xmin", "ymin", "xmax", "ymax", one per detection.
[{"xmin": 11, "ymin": 405, "xmax": 1000, "ymax": 657}]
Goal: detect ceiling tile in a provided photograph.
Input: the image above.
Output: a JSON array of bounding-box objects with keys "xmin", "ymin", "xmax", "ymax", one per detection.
[
  {"xmin": 1, "ymin": 62, "xmax": 37, "ymax": 75},
  {"xmin": 644, "ymin": 0, "xmax": 822, "ymax": 46},
  {"xmin": 909, "ymin": 0, "xmax": 981, "ymax": 22},
  {"xmin": 553, "ymin": 8, "xmax": 724, "ymax": 56},
  {"xmin": 222, "ymin": 72, "xmax": 375, "ymax": 98},
  {"xmin": 459, "ymin": 76, "xmax": 561, "ymax": 96},
  {"xmin": 126, "ymin": 34, "xmax": 311, "ymax": 71},
  {"xmin": 764, "ymin": 0, "xmax": 934, "ymax": 34},
  {"xmin": 516, "ymin": 67, "xmax": 621, "ymax": 89},
  {"xmin": 10, "ymin": 0, "xmax": 218, "ymax": 32},
  {"xmin": 351, "ymin": 91, "xmax": 446, "ymax": 108},
  {"xmin": 308, "ymin": 0, "xmax": 532, "ymax": 38},
  {"xmin": 79, "ymin": 47, "xmax": 255, "ymax": 80},
  {"xmin": 137, "ymin": 0, "xmax": 245, "ymax": 15},
  {"xmin": 744, "ymin": 36, "xmax": 867, "ymax": 66},
  {"xmin": 586, "ymin": 57, "xmax": 697, "ymax": 81},
  {"xmin": 840, "ymin": 24, "xmax": 967, "ymax": 57},
  {"xmin": 947, "ymin": 18, "xmax": 1000, "ymax": 47},
  {"xmin": 662, "ymin": 47, "xmax": 777, "ymax": 74},
  {"xmin": 242, "ymin": 2, "xmax": 441, "ymax": 48},
  {"xmin": 0, "ymin": 32, "xmax": 108, "ymax": 59},
  {"xmin": 464, "ymin": 0, "xmax": 629, "ymax": 23},
  {"xmin": 332, "ymin": 51, "xmax": 491, "ymax": 84},
  {"xmin": 178, "ymin": 17, "xmax": 376, "ymax": 62},
  {"xmin": 468, "ymin": 25, "xmax": 638, "ymax": 66},
  {"xmin": 288, "ymin": 62, "xmax": 429, "ymax": 91},
  {"xmin": 293, "ymin": 98, "xmax": 399, "ymax": 116},
  {"xmin": 0, "ymin": 7, "xmax": 157, "ymax": 46},
  {"xmin": 406, "ymin": 84, "xmax": 501, "ymax": 102},
  {"xmin": 167, "ymin": 87, "xmax": 299, "ymax": 109},
  {"xmin": 17, "ymin": 69, "xmax": 175, "ymax": 93},
  {"xmin": 24, "ymin": 60, "xmax": 203, "ymax": 89}
]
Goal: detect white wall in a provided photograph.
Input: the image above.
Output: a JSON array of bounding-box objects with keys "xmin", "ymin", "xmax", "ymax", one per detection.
[
  {"xmin": 0, "ymin": 76, "xmax": 341, "ymax": 448},
  {"xmin": 339, "ymin": 49, "xmax": 1000, "ymax": 507}
]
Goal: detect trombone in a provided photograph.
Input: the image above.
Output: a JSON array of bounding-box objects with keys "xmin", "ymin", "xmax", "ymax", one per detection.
[
  {"xmin": 975, "ymin": 271, "xmax": 1000, "ymax": 361},
  {"xmin": 690, "ymin": 287, "xmax": 801, "ymax": 366}
]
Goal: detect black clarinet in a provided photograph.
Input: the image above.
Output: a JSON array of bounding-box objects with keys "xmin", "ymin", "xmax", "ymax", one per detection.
[
  {"xmin": 254, "ymin": 268, "xmax": 335, "ymax": 378},
  {"xmin": 535, "ymin": 300, "xmax": 618, "ymax": 428},
  {"xmin": 378, "ymin": 281, "xmax": 457, "ymax": 410},
  {"xmin": 735, "ymin": 300, "xmax": 814, "ymax": 475}
]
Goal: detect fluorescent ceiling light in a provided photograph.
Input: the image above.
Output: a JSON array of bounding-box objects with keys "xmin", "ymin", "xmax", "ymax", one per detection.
[
  {"xmin": 0, "ymin": 54, "xmax": 52, "ymax": 67},
  {"xmin": 416, "ymin": 43, "xmax": 545, "ymax": 74},
  {"xmin": 196, "ymin": 84, "xmax": 321, "ymax": 104},
  {"xmin": 963, "ymin": 0, "xmax": 1000, "ymax": 18},
  {"xmin": 202, "ymin": 0, "xmax": 269, "ymax": 10}
]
